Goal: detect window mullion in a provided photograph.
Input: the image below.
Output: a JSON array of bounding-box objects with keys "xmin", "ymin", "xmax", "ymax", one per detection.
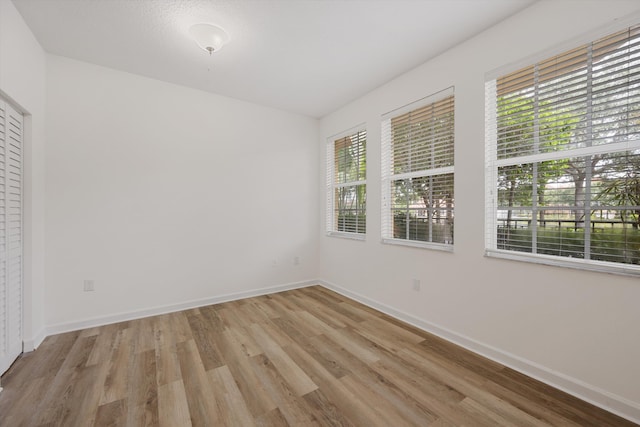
[{"xmin": 335, "ymin": 180, "xmax": 367, "ymax": 188}]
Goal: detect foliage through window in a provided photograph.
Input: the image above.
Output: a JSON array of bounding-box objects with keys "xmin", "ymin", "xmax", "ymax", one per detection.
[
  {"xmin": 327, "ymin": 129, "xmax": 366, "ymax": 236},
  {"xmin": 485, "ymin": 25, "xmax": 640, "ymax": 273},
  {"xmin": 382, "ymin": 89, "xmax": 455, "ymax": 248}
]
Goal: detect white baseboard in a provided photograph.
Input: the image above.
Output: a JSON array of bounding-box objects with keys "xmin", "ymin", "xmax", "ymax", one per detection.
[
  {"xmin": 23, "ymin": 328, "xmax": 46, "ymax": 352},
  {"xmin": 45, "ymin": 279, "xmax": 318, "ymax": 337},
  {"xmin": 318, "ymin": 279, "xmax": 640, "ymax": 425}
]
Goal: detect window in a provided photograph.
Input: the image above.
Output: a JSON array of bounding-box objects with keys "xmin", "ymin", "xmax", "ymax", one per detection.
[
  {"xmin": 326, "ymin": 128, "xmax": 366, "ymax": 237},
  {"xmin": 381, "ymin": 88, "xmax": 455, "ymax": 249},
  {"xmin": 485, "ymin": 25, "xmax": 640, "ymax": 275}
]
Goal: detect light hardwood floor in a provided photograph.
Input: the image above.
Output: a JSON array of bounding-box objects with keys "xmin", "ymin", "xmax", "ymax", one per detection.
[{"xmin": 0, "ymin": 285, "xmax": 636, "ymax": 426}]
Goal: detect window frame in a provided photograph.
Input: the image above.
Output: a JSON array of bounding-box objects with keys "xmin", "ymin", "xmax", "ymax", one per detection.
[
  {"xmin": 326, "ymin": 126, "xmax": 367, "ymax": 240},
  {"xmin": 484, "ymin": 23, "xmax": 640, "ymax": 277},
  {"xmin": 381, "ymin": 87, "xmax": 455, "ymax": 251}
]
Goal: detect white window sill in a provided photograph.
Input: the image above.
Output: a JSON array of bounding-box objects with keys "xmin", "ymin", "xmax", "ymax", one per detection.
[
  {"xmin": 485, "ymin": 249, "xmax": 640, "ymax": 277},
  {"xmin": 327, "ymin": 231, "xmax": 366, "ymax": 241},
  {"xmin": 382, "ymin": 238, "xmax": 453, "ymax": 252}
]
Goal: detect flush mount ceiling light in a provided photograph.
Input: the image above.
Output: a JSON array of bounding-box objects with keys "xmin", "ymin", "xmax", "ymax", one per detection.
[{"xmin": 189, "ymin": 23, "xmax": 229, "ymax": 55}]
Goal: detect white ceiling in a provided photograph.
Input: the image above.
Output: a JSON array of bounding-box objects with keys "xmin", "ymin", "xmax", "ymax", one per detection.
[{"xmin": 12, "ymin": 0, "xmax": 536, "ymax": 118}]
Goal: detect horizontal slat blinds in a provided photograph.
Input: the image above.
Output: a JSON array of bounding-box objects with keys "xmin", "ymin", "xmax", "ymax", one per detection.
[
  {"xmin": 485, "ymin": 25, "xmax": 640, "ymax": 274},
  {"xmin": 326, "ymin": 128, "xmax": 366, "ymax": 236},
  {"xmin": 382, "ymin": 89, "xmax": 455, "ymax": 248},
  {"xmin": 0, "ymin": 99, "xmax": 23, "ymax": 375}
]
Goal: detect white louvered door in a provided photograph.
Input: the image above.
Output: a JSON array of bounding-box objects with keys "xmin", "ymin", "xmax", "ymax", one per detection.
[{"xmin": 0, "ymin": 99, "xmax": 23, "ymax": 376}]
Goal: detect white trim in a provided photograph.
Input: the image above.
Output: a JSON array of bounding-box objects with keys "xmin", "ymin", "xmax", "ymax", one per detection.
[
  {"xmin": 335, "ymin": 179, "xmax": 367, "ymax": 188},
  {"xmin": 326, "ymin": 231, "xmax": 366, "ymax": 241},
  {"xmin": 390, "ymin": 166, "xmax": 455, "ymax": 182},
  {"xmin": 45, "ymin": 280, "xmax": 318, "ymax": 336},
  {"xmin": 318, "ymin": 279, "xmax": 640, "ymax": 425},
  {"xmin": 381, "ymin": 118, "xmax": 392, "ymax": 240},
  {"xmin": 326, "ymin": 137, "xmax": 334, "ymax": 234},
  {"xmin": 381, "ymin": 238, "xmax": 454, "ymax": 252},
  {"xmin": 493, "ymin": 138, "xmax": 640, "ymax": 168},
  {"xmin": 23, "ymin": 328, "xmax": 46, "ymax": 352},
  {"xmin": 485, "ymin": 249, "xmax": 640, "ymax": 277},
  {"xmin": 484, "ymin": 79, "xmax": 498, "ymax": 251}
]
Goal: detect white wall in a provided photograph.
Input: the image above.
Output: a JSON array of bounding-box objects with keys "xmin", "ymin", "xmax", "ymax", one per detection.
[
  {"xmin": 45, "ymin": 55, "xmax": 319, "ymax": 328},
  {"xmin": 319, "ymin": 0, "xmax": 640, "ymax": 421},
  {"xmin": 0, "ymin": 0, "xmax": 47, "ymax": 349}
]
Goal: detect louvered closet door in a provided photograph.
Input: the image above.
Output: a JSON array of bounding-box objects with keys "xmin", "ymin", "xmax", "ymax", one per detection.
[{"xmin": 0, "ymin": 99, "xmax": 23, "ymax": 375}]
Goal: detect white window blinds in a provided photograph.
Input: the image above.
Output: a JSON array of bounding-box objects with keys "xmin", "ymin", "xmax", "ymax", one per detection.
[
  {"xmin": 0, "ymin": 99, "xmax": 23, "ymax": 375},
  {"xmin": 485, "ymin": 25, "xmax": 640, "ymax": 275},
  {"xmin": 326, "ymin": 128, "xmax": 366, "ymax": 237},
  {"xmin": 382, "ymin": 88, "xmax": 455, "ymax": 249}
]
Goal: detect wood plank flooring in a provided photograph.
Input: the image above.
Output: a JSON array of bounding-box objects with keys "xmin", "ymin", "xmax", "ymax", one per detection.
[{"xmin": 0, "ymin": 285, "xmax": 636, "ymax": 426}]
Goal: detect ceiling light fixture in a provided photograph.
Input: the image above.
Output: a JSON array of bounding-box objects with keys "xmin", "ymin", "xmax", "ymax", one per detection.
[{"xmin": 189, "ymin": 23, "xmax": 229, "ymax": 55}]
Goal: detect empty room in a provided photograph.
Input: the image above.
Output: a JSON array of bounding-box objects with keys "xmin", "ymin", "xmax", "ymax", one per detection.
[{"xmin": 1, "ymin": 0, "xmax": 639, "ymax": 425}]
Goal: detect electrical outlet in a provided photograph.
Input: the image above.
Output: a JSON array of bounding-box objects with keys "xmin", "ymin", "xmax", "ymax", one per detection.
[
  {"xmin": 412, "ymin": 279, "xmax": 421, "ymax": 291},
  {"xmin": 83, "ymin": 280, "xmax": 95, "ymax": 292},
  {"xmin": 294, "ymin": 256, "xmax": 300, "ymax": 265}
]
